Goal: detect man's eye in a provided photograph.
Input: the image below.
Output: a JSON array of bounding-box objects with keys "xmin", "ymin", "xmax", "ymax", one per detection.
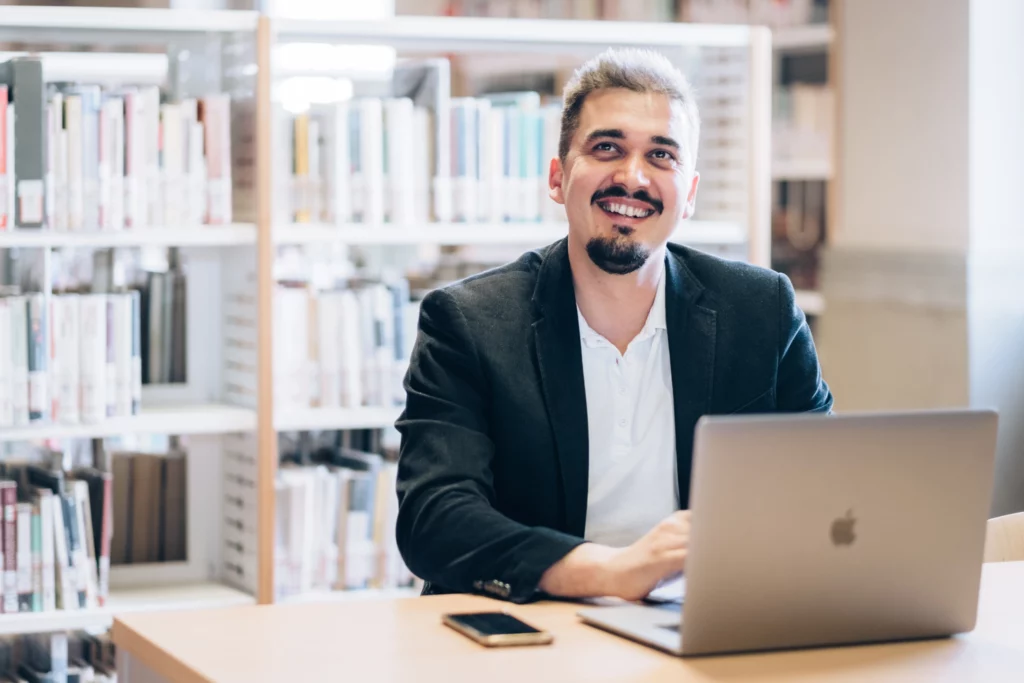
[
  {"xmin": 651, "ymin": 149, "xmax": 675, "ymax": 161},
  {"xmin": 594, "ymin": 142, "xmax": 616, "ymax": 152}
]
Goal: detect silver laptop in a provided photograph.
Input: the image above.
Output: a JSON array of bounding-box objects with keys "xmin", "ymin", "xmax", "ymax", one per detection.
[{"xmin": 577, "ymin": 409, "xmax": 998, "ymax": 656}]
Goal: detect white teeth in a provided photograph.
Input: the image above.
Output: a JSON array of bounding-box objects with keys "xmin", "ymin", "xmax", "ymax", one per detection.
[{"xmin": 601, "ymin": 202, "xmax": 652, "ymax": 218}]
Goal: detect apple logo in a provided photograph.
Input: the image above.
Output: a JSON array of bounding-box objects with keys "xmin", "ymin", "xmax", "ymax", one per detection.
[{"xmin": 831, "ymin": 509, "xmax": 857, "ymax": 546}]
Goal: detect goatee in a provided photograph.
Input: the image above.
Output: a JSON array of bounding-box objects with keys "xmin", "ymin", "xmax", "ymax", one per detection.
[{"xmin": 585, "ymin": 235, "xmax": 650, "ymax": 275}]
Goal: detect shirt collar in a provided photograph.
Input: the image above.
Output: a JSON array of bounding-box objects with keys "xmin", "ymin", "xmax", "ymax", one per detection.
[{"xmin": 577, "ymin": 269, "xmax": 668, "ymax": 347}]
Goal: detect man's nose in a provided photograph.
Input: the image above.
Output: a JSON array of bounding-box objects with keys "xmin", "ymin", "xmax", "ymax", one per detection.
[{"xmin": 611, "ymin": 152, "xmax": 651, "ymax": 191}]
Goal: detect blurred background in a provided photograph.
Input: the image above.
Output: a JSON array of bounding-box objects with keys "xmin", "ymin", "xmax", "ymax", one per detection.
[{"xmin": 0, "ymin": 1, "xmax": 1020, "ymax": 677}]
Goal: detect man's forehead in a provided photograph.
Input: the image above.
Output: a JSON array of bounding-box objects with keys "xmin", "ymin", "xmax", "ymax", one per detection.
[{"xmin": 577, "ymin": 90, "xmax": 689, "ymax": 138}]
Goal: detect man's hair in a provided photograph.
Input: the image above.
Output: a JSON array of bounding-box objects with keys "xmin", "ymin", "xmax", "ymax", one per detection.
[{"xmin": 558, "ymin": 47, "xmax": 701, "ymax": 166}]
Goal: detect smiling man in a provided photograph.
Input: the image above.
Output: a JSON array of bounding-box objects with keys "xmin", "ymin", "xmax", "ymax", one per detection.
[{"xmin": 395, "ymin": 48, "xmax": 833, "ymax": 604}]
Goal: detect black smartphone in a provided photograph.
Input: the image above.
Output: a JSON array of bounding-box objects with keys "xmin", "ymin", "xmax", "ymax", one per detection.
[{"xmin": 442, "ymin": 611, "xmax": 554, "ymax": 647}]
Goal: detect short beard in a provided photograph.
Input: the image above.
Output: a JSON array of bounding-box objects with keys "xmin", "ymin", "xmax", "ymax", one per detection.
[{"xmin": 585, "ymin": 234, "xmax": 650, "ymax": 275}]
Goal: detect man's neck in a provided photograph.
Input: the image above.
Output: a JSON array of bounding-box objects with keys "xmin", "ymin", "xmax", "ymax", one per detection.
[{"xmin": 569, "ymin": 237, "xmax": 666, "ymax": 355}]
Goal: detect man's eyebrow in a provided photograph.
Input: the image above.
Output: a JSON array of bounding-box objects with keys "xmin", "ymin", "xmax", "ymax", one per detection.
[
  {"xmin": 651, "ymin": 135, "xmax": 680, "ymax": 149},
  {"xmin": 584, "ymin": 128, "xmax": 625, "ymax": 143}
]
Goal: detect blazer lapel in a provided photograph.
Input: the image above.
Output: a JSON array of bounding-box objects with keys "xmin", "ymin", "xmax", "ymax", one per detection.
[
  {"xmin": 532, "ymin": 239, "xmax": 590, "ymax": 537},
  {"xmin": 665, "ymin": 248, "xmax": 717, "ymax": 509}
]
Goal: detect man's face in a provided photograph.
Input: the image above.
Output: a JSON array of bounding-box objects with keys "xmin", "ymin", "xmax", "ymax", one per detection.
[{"xmin": 550, "ymin": 88, "xmax": 700, "ymax": 275}]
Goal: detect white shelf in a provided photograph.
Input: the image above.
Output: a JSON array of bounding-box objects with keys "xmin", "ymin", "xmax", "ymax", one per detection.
[
  {"xmin": 772, "ymin": 24, "xmax": 833, "ymax": 52},
  {"xmin": 0, "ymin": 6, "xmax": 258, "ymax": 34},
  {"xmin": 772, "ymin": 160, "xmax": 833, "ymax": 181},
  {"xmin": 795, "ymin": 289, "xmax": 826, "ymax": 316},
  {"xmin": 279, "ymin": 587, "xmax": 418, "ymax": 605},
  {"xmin": 0, "ymin": 224, "xmax": 257, "ymax": 250},
  {"xmin": 0, "ymin": 51, "xmax": 167, "ymax": 86},
  {"xmin": 275, "ymin": 405, "xmax": 403, "ymax": 432},
  {"xmin": 274, "ymin": 221, "xmax": 746, "ymax": 248},
  {"xmin": 0, "ymin": 404, "xmax": 257, "ymax": 443},
  {"xmin": 275, "ymin": 15, "xmax": 755, "ymax": 51},
  {"xmin": 0, "ymin": 582, "xmax": 253, "ymax": 636}
]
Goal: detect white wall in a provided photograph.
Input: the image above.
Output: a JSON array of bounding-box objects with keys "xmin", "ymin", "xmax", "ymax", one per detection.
[
  {"xmin": 824, "ymin": 0, "xmax": 1024, "ymax": 515},
  {"xmin": 967, "ymin": 0, "xmax": 1024, "ymax": 516},
  {"xmin": 836, "ymin": 0, "xmax": 969, "ymax": 254}
]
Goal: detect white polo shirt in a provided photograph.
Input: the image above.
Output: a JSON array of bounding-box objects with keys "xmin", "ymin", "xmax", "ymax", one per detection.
[{"xmin": 577, "ymin": 272, "xmax": 679, "ymax": 548}]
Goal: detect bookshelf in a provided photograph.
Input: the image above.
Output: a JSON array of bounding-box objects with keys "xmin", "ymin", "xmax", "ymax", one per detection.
[
  {"xmin": 1, "ymin": 7, "xmax": 775, "ymax": 619},
  {"xmin": 275, "ymin": 406, "xmax": 403, "ymax": 433},
  {"xmin": 0, "ymin": 582, "xmax": 253, "ymax": 637},
  {"xmin": 272, "ymin": 221, "xmax": 747, "ymax": 247},
  {"xmin": 0, "ymin": 6, "xmax": 264, "ymax": 642},
  {"xmin": 0, "ymin": 404, "xmax": 256, "ymax": 443},
  {"xmin": 0, "ymin": 225, "xmax": 257, "ymax": 249}
]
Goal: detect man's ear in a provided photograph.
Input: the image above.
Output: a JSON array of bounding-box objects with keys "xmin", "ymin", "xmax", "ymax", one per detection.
[
  {"xmin": 549, "ymin": 157, "xmax": 565, "ymax": 205},
  {"xmin": 681, "ymin": 171, "xmax": 700, "ymax": 219}
]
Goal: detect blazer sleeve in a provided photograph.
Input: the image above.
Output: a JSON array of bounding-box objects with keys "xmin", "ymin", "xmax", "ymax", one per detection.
[
  {"xmin": 395, "ymin": 288, "xmax": 585, "ymax": 603},
  {"xmin": 776, "ymin": 273, "xmax": 834, "ymax": 413}
]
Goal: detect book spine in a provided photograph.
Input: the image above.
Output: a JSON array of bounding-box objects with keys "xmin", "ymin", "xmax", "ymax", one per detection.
[
  {"xmin": 330, "ymin": 102, "xmax": 352, "ymax": 224},
  {"xmin": 2, "ymin": 97, "xmax": 11, "ymax": 229},
  {"xmin": 188, "ymin": 119, "xmax": 206, "ymax": 226},
  {"xmin": 200, "ymin": 94, "xmax": 232, "ymax": 225},
  {"xmin": 51, "ymin": 93, "xmax": 68, "ymax": 232},
  {"xmin": 73, "ymin": 481, "xmax": 98, "ymax": 608},
  {"xmin": 16, "ymin": 502, "xmax": 33, "ymax": 612},
  {"xmin": 124, "ymin": 91, "xmax": 143, "ymax": 229},
  {"xmin": 44, "ymin": 96, "xmax": 56, "ymax": 232},
  {"xmin": 97, "ymin": 473, "xmax": 112, "ymax": 606},
  {"xmin": 65, "ymin": 95, "xmax": 84, "ymax": 232},
  {"xmin": 79, "ymin": 294, "xmax": 107, "ymax": 424},
  {"xmin": 9, "ymin": 296, "xmax": 30, "ymax": 426},
  {"xmin": 111, "ymin": 97, "xmax": 125, "ymax": 231},
  {"xmin": 0, "ymin": 298, "xmax": 11, "ymax": 427},
  {"xmin": 49, "ymin": 492, "xmax": 74, "ymax": 611},
  {"xmin": 60, "ymin": 493, "xmax": 85, "ymax": 608},
  {"xmin": 39, "ymin": 492, "xmax": 56, "ymax": 612},
  {"xmin": 143, "ymin": 86, "xmax": 161, "ymax": 228},
  {"xmin": 161, "ymin": 103, "xmax": 184, "ymax": 228},
  {"xmin": 104, "ymin": 297, "xmax": 117, "ymax": 418},
  {"xmin": 0, "ymin": 85, "xmax": 8, "ymax": 230},
  {"xmin": 55, "ymin": 295, "xmax": 81, "ymax": 425},
  {"xmin": 10, "ymin": 59, "xmax": 46, "ymax": 229},
  {"xmin": 26, "ymin": 294, "xmax": 48, "ymax": 423},
  {"xmin": 114, "ymin": 294, "xmax": 132, "ymax": 417},
  {"xmin": 98, "ymin": 97, "xmax": 111, "ymax": 230},
  {"xmin": 80, "ymin": 88, "xmax": 101, "ymax": 232},
  {"xmin": 130, "ymin": 290, "xmax": 142, "ymax": 414},
  {"xmin": 292, "ymin": 114, "xmax": 310, "ymax": 223},
  {"xmin": 1, "ymin": 482, "xmax": 17, "ymax": 613},
  {"xmin": 30, "ymin": 501, "xmax": 42, "ymax": 612}
]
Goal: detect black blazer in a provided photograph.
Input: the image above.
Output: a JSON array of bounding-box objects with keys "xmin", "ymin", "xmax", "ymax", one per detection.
[{"xmin": 395, "ymin": 239, "xmax": 833, "ymax": 603}]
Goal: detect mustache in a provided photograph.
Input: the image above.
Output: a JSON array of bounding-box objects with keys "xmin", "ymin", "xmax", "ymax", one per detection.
[{"xmin": 591, "ymin": 186, "xmax": 664, "ymax": 214}]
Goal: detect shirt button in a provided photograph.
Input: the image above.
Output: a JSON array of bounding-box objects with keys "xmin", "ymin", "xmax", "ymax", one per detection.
[
  {"xmin": 618, "ymin": 418, "xmax": 627, "ymax": 428},
  {"xmin": 618, "ymin": 386, "xmax": 627, "ymax": 395}
]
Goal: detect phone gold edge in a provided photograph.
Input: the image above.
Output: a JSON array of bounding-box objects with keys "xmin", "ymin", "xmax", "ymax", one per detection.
[{"xmin": 442, "ymin": 614, "xmax": 555, "ymax": 647}]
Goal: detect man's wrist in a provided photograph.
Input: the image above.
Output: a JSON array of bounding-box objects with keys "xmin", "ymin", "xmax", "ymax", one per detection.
[{"xmin": 538, "ymin": 542, "xmax": 620, "ymax": 598}]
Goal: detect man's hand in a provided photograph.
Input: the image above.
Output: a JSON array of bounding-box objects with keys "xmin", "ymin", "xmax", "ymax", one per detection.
[
  {"xmin": 538, "ymin": 511, "xmax": 691, "ymax": 601},
  {"xmin": 605, "ymin": 510, "xmax": 690, "ymax": 601}
]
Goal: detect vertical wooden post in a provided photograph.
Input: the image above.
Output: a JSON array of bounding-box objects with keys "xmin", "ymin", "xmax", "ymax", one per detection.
[
  {"xmin": 255, "ymin": 15, "xmax": 276, "ymax": 606},
  {"xmin": 746, "ymin": 26, "xmax": 773, "ymax": 269},
  {"xmin": 828, "ymin": 0, "xmax": 843, "ymax": 244}
]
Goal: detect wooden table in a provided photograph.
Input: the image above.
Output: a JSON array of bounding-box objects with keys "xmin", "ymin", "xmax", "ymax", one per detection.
[{"xmin": 113, "ymin": 562, "xmax": 1024, "ymax": 682}]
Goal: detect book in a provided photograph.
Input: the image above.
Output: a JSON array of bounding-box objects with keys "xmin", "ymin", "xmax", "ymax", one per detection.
[
  {"xmin": 0, "ymin": 85, "xmax": 8, "ymax": 230},
  {"xmin": 25, "ymin": 295, "xmax": 47, "ymax": 423},
  {"xmin": 15, "ymin": 503, "xmax": 32, "ymax": 612},
  {"xmin": 0, "ymin": 59, "xmax": 45, "ymax": 229},
  {"xmin": 0, "ymin": 482, "xmax": 17, "ymax": 613}
]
